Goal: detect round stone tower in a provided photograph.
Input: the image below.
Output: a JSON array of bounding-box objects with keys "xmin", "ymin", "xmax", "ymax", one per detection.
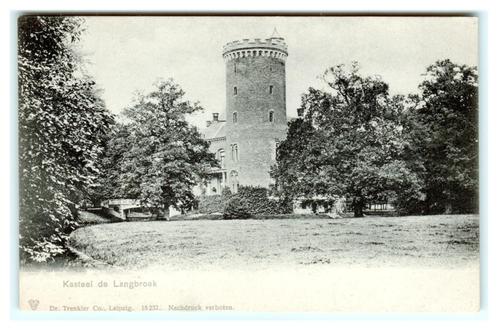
[{"xmin": 222, "ymin": 32, "xmax": 288, "ymax": 191}]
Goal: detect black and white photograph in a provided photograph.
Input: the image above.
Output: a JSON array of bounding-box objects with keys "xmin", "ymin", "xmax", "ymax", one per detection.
[{"xmin": 16, "ymin": 15, "xmax": 480, "ymax": 313}]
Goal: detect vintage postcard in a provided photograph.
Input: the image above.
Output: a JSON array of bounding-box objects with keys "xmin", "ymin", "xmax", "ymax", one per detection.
[{"xmin": 17, "ymin": 15, "xmax": 479, "ymax": 313}]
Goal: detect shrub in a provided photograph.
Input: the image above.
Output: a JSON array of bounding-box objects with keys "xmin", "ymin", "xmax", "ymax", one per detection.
[
  {"xmin": 196, "ymin": 187, "xmax": 232, "ymax": 214},
  {"xmin": 223, "ymin": 196, "xmax": 251, "ymax": 219},
  {"xmin": 237, "ymin": 186, "xmax": 292, "ymax": 215},
  {"xmin": 222, "ymin": 186, "xmax": 292, "ymax": 219},
  {"xmin": 197, "ymin": 195, "xmax": 224, "ymax": 214},
  {"xmin": 221, "ymin": 186, "xmax": 232, "ymax": 200}
]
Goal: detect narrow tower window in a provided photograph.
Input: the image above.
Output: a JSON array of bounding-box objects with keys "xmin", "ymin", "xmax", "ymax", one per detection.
[
  {"xmin": 234, "ymin": 63, "xmax": 237, "ymax": 73},
  {"xmin": 232, "ymin": 112, "xmax": 238, "ymax": 123},
  {"xmin": 233, "ymin": 86, "xmax": 237, "ymax": 95},
  {"xmin": 269, "ymin": 110, "xmax": 274, "ymax": 123},
  {"xmin": 231, "ymin": 144, "xmax": 239, "ymax": 161},
  {"xmin": 269, "ymin": 85, "xmax": 274, "ymax": 94}
]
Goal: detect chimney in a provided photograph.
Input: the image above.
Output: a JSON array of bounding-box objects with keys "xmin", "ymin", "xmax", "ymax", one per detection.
[{"xmin": 212, "ymin": 113, "xmax": 219, "ymax": 122}]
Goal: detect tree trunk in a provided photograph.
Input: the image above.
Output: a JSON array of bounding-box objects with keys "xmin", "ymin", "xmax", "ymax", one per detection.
[
  {"xmin": 353, "ymin": 205, "xmax": 364, "ymax": 217},
  {"xmin": 352, "ymin": 196, "xmax": 364, "ymax": 218},
  {"xmin": 444, "ymin": 202, "xmax": 453, "ymax": 214},
  {"xmin": 156, "ymin": 205, "xmax": 170, "ymax": 220}
]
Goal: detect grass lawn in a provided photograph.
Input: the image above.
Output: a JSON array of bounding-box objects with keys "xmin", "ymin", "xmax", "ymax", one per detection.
[{"xmin": 68, "ymin": 214, "xmax": 478, "ymax": 270}]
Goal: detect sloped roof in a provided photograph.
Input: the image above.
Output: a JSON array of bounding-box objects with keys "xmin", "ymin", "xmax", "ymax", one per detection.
[{"xmin": 201, "ymin": 120, "xmax": 226, "ymax": 140}]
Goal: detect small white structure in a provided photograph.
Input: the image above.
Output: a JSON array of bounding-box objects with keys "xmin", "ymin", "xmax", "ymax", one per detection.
[
  {"xmin": 100, "ymin": 199, "xmax": 180, "ymax": 221},
  {"xmin": 292, "ymin": 196, "xmax": 347, "ymax": 216}
]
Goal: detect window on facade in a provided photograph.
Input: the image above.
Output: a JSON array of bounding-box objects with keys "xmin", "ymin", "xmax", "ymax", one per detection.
[
  {"xmin": 230, "ymin": 171, "xmax": 239, "ymax": 193},
  {"xmin": 269, "ymin": 110, "xmax": 274, "ymax": 123},
  {"xmin": 234, "ymin": 63, "xmax": 237, "ymax": 73},
  {"xmin": 271, "ymin": 140, "xmax": 280, "ymax": 161},
  {"xmin": 269, "ymin": 85, "xmax": 273, "ymax": 94},
  {"xmin": 231, "ymin": 144, "xmax": 239, "ymax": 162},
  {"xmin": 232, "ymin": 111, "xmax": 238, "ymax": 123},
  {"xmin": 218, "ymin": 149, "xmax": 225, "ymax": 168},
  {"xmin": 233, "ymin": 86, "xmax": 237, "ymax": 95}
]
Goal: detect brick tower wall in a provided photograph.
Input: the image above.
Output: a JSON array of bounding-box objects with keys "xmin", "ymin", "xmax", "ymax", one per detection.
[{"xmin": 223, "ymin": 38, "xmax": 288, "ymax": 189}]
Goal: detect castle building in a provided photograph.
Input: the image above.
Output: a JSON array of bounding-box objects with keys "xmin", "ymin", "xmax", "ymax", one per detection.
[{"xmin": 200, "ymin": 31, "xmax": 288, "ymax": 195}]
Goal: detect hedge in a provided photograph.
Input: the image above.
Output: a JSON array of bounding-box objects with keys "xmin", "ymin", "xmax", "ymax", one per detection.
[
  {"xmin": 223, "ymin": 196, "xmax": 252, "ymax": 219},
  {"xmin": 197, "ymin": 187, "xmax": 232, "ymax": 214},
  {"xmin": 197, "ymin": 194, "xmax": 224, "ymax": 214},
  {"xmin": 223, "ymin": 186, "xmax": 292, "ymax": 219}
]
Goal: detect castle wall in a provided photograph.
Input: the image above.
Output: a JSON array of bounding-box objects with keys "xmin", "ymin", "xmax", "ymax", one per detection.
[
  {"xmin": 223, "ymin": 38, "xmax": 288, "ymax": 190},
  {"xmin": 207, "ymin": 137, "xmax": 226, "ymax": 156}
]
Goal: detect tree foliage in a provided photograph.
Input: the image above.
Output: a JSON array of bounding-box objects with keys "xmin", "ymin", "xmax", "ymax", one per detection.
[
  {"xmin": 86, "ymin": 123, "xmax": 130, "ymax": 205},
  {"xmin": 19, "ymin": 16, "xmax": 114, "ymax": 262},
  {"xmin": 272, "ymin": 63, "xmax": 422, "ymax": 217},
  {"xmin": 102, "ymin": 79, "xmax": 216, "ymax": 215},
  {"xmin": 407, "ymin": 59, "xmax": 478, "ymax": 213}
]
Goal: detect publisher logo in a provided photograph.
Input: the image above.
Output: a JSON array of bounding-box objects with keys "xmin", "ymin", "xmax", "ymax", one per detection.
[{"xmin": 28, "ymin": 299, "xmax": 39, "ymax": 311}]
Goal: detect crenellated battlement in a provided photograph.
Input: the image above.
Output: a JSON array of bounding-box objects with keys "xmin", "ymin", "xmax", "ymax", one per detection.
[{"xmin": 222, "ymin": 37, "xmax": 288, "ymax": 61}]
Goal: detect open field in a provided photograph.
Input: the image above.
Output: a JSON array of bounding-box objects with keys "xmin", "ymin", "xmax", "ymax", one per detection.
[
  {"xmin": 19, "ymin": 214, "xmax": 479, "ymax": 312},
  {"xmin": 69, "ymin": 214, "xmax": 479, "ymax": 270}
]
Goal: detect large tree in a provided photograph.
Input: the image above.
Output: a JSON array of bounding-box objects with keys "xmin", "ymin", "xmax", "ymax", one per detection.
[
  {"xmin": 408, "ymin": 59, "xmax": 478, "ymax": 213},
  {"xmin": 272, "ymin": 63, "xmax": 422, "ymax": 217},
  {"xmin": 18, "ymin": 16, "xmax": 114, "ymax": 262},
  {"xmin": 86, "ymin": 123, "xmax": 130, "ymax": 205},
  {"xmin": 116, "ymin": 79, "xmax": 216, "ymax": 216}
]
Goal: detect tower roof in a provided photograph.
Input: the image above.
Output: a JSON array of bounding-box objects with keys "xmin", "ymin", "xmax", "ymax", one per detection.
[{"xmin": 270, "ymin": 27, "xmax": 282, "ymax": 39}]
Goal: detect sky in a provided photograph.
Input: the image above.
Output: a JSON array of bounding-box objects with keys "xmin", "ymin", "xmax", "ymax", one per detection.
[{"xmin": 78, "ymin": 16, "xmax": 478, "ymax": 128}]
